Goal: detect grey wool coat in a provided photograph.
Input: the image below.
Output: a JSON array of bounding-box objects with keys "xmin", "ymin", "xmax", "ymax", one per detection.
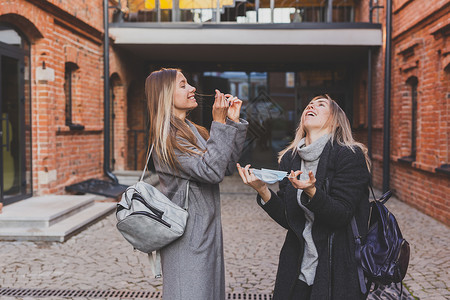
[{"xmin": 153, "ymin": 119, "xmax": 248, "ymax": 300}]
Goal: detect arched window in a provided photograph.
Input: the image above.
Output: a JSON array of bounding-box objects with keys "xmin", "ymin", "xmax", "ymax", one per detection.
[{"xmin": 0, "ymin": 24, "xmax": 28, "ymax": 49}]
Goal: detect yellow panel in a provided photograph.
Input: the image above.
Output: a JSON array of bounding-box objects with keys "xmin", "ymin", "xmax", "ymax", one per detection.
[
  {"xmin": 180, "ymin": 0, "xmax": 234, "ymax": 9},
  {"xmin": 140, "ymin": 0, "xmax": 353, "ymax": 11},
  {"xmin": 145, "ymin": 0, "xmax": 173, "ymax": 9},
  {"xmin": 145, "ymin": 0, "xmax": 234, "ymax": 10}
]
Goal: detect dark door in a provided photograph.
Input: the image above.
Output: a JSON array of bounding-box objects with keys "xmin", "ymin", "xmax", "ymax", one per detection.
[{"xmin": 0, "ymin": 24, "xmax": 32, "ymax": 205}]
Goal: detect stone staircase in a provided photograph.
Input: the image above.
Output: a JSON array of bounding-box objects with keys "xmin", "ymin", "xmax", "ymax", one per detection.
[
  {"xmin": 0, "ymin": 195, "xmax": 116, "ymax": 242},
  {"xmin": 0, "ymin": 172, "xmax": 159, "ymax": 242}
]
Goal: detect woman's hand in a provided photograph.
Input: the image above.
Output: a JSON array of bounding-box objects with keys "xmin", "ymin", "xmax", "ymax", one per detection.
[
  {"xmin": 212, "ymin": 89, "xmax": 228, "ymax": 124},
  {"xmin": 225, "ymin": 94, "xmax": 242, "ymax": 123},
  {"xmin": 288, "ymin": 170, "xmax": 317, "ymax": 198},
  {"xmin": 237, "ymin": 163, "xmax": 271, "ymax": 202}
]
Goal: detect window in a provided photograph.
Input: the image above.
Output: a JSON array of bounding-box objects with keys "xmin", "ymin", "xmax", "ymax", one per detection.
[
  {"xmin": 408, "ymin": 77, "xmax": 418, "ymax": 160},
  {"xmin": 286, "ymin": 72, "xmax": 295, "ymax": 88},
  {"xmin": 64, "ymin": 62, "xmax": 82, "ymax": 129}
]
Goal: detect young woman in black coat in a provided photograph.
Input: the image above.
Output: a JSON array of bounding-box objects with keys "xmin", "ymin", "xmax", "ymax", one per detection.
[{"xmin": 238, "ymin": 95, "xmax": 371, "ymax": 300}]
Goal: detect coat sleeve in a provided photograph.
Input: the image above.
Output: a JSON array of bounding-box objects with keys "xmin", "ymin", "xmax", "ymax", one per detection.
[
  {"xmin": 167, "ymin": 121, "xmax": 241, "ymax": 184},
  {"xmin": 225, "ymin": 118, "xmax": 248, "ymax": 175},
  {"xmin": 255, "ymin": 153, "xmax": 292, "ymax": 229},
  {"xmin": 300, "ymin": 146, "xmax": 370, "ymax": 228}
]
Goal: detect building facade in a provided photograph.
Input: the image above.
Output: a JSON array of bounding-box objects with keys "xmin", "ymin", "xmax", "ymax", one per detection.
[
  {"xmin": 0, "ymin": 0, "xmax": 448, "ymax": 225},
  {"xmin": 381, "ymin": 0, "xmax": 449, "ymax": 224},
  {"xmin": 0, "ymin": 0, "xmax": 133, "ymax": 206}
]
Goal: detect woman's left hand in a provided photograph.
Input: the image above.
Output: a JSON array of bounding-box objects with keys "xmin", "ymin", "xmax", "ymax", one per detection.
[
  {"xmin": 225, "ymin": 94, "xmax": 242, "ymax": 122},
  {"xmin": 288, "ymin": 170, "xmax": 317, "ymax": 198}
]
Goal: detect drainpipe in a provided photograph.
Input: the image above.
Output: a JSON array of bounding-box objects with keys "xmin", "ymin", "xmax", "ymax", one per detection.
[
  {"xmin": 103, "ymin": 0, "xmax": 118, "ymax": 183},
  {"xmin": 367, "ymin": 0, "xmax": 376, "ymax": 162},
  {"xmin": 382, "ymin": 0, "xmax": 392, "ymax": 192},
  {"xmin": 367, "ymin": 47, "xmax": 372, "ymax": 161}
]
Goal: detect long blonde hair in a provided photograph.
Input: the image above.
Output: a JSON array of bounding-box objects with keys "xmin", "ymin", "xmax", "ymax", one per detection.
[
  {"xmin": 278, "ymin": 95, "xmax": 371, "ymax": 170},
  {"xmin": 145, "ymin": 68, "xmax": 209, "ymax": 170}
]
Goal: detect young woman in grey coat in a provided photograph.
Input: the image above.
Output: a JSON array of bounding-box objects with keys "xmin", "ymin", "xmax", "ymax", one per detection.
[
  {"xmin": 238, "ymin": 95, "xmax": 370, "ymax": 299},
  {"xmin": 145, "ymin": 68, "xmax": 248, "ymax": 300}
]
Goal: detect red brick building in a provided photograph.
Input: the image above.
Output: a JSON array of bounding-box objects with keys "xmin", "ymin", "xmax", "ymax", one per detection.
[
  {"xmin": 370, "ymin": 0, "xmax": 450, "ymax": 225},
  {"xmin": 0, "ymin": 0, "xmax": 448, "ymax": 225},
  {"xmin": 0, "ymin": 0, "xmax": 132, "ymax": 204}
]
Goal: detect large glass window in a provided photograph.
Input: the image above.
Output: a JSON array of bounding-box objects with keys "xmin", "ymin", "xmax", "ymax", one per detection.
[
  {"xmin": 138, "ymin": 67, "xmax": 353, "ymax": 171},
  {"xmin": 197, "ymin": 71, "xmax": 294, "ymax": 168},
  {"xmin": 183, "ymin": 69, "xmax": 347, "ymax": 169}
]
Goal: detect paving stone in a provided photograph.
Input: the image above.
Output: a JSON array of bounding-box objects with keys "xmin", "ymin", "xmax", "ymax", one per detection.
[{"xmin": 0, "ymin": 174, "xmax": 448, "ymax": 299}]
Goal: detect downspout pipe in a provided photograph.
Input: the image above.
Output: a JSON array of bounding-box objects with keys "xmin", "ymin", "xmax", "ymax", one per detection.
[
  {"xmin": 382, "ymin": 0, "xmax": 392, "ymax": 192},
  {"xmin": 367, "ymin": 0, "xmax": 378, "ymax": 162},
  {"xmin": 367, "ymin": 47, "xmax": 372, "ymax": 161},
  {"xmin": 103, "ymin": 0, "xmax": 118, "ymax": 183}
]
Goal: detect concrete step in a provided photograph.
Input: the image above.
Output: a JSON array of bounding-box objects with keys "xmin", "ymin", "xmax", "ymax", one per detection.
[
  {"xmin": 0, "ymin": 195, "xmax": 116, "ymax": 242},
  {"xmin": 0, "ymin": 195, "xmax": 95, "ymax": 229}
]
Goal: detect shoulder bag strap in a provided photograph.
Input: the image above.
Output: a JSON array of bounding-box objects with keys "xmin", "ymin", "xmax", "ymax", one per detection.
[
  {"xmin": 140, "ymin": 144, "xmax": 153, "ymax": 182},
  {"xmin": 142, "ymin": 144, "xmax": 190, "ymax": 210},
  {"xmin": 148, "ymin": 251, "xmax": 162, "ymax": 278},
  {"xmin": 184, "ymin": 180, "xmax": 190, "ymax": 210}
]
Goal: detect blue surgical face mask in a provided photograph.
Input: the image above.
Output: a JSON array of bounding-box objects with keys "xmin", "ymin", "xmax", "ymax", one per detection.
[{"xmin": 251, "ymin": 168, "xmax": 288, "ymax": 184}]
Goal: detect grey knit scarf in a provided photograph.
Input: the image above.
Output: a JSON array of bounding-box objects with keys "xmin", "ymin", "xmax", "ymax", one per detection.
[{"xmin": 296, "ymin": 133, "xmax": 331, "ymax": 285}]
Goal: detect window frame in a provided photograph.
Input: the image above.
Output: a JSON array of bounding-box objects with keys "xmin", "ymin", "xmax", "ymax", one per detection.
[{"xmin": 64, "ymin": 62, "xmax": 83, "ymax": 130}]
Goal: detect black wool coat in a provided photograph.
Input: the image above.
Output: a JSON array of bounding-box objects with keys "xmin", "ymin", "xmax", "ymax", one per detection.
[{"xmin": 257, "ymin": 141, "xmax": 370, "ymax": 300}]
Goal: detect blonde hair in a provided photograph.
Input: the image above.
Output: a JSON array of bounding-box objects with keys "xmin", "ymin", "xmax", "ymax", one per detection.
[
  {"xmin": 145, "ymin": 68, "xmax": 209, "ymax": 171},
  {"xmin": 278, "ymin": 95, "xmax": 371, "ymax": 170}
]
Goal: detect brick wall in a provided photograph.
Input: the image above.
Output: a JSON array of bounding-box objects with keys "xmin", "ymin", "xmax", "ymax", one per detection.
[
  {"xmin": 369, "ymin": 0, "xmax": 450, "ymax": 225},
  {"xmin": 0, "ymin": 0, "xmax": 132, "ymax": 196}
]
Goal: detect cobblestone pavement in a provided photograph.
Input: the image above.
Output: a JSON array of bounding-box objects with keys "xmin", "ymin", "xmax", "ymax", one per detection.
[{"xmin": 0, "ymin": 174, "xmax": 448, "ymax": 299}]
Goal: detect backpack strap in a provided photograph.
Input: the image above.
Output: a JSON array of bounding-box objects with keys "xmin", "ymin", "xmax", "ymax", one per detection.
[
  {"xmin": 351, "ymin": 179, "xmax": 377, "ymax": 295},
  {"xmin": 351, "ymin": 217, "xmax": 367, "ymax": 295}
]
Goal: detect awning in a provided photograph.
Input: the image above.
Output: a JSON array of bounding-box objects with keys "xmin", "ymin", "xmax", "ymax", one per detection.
[{"xmin": 109, "ymin": 23, "xmax": 382, "ymax": 65}]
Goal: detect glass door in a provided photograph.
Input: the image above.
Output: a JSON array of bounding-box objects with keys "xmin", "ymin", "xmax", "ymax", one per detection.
[
  {"xmin": 0, "ymin": 24, "xmax": 32, "ymax": 205},
  {"xmin": 1, "ymin": 55, "xmax": 22, "ymax": 203}
]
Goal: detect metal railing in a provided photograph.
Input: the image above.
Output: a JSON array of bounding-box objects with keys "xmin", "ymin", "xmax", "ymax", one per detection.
[{"xmin": 116, "ymin": 0, "xmax": 357, "ymax": 24}]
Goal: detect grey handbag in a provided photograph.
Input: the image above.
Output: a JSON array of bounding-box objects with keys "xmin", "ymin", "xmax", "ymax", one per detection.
[{"xmin": 116, "ymin": 145, "xmax": 189, "ymax": 277}]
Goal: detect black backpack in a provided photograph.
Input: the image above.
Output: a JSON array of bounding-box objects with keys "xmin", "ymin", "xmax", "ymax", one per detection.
[{"xmin": 351, "ymin": 188, "xmax": 410, "ymax": 296}]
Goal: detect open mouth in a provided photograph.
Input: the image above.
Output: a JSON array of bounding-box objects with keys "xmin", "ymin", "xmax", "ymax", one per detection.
[
  {"xmin": 188, "ymin": 95, "xmax": 196, "ymax": 101},
  {"xmin": 306, "ymin": 111, "xmax": 316, "ymax": 117}
]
